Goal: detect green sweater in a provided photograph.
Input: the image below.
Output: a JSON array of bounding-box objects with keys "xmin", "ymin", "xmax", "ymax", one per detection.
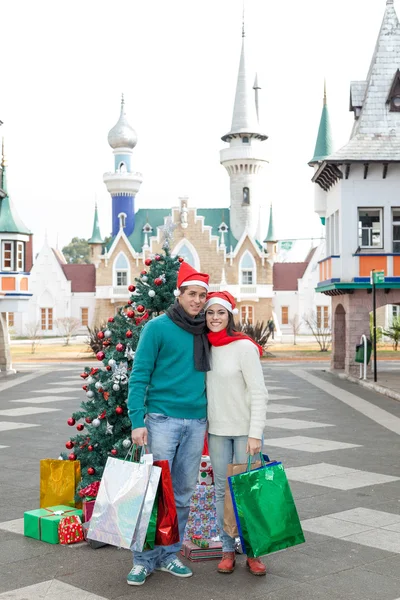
[{"xmin": 127, "ymin": 314, "xmax": 207, "ymax": 429}]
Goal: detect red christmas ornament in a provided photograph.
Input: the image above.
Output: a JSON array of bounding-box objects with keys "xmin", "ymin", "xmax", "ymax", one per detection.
[
  {"xmin": 96, "ymin": 351, "xmax": 105, "ymax": 361},
  {"xmin": 155, "ymin": 255, "xmax": 161, "ymax": 261},
  {"xmin": 116, "ymin": 343, "xmax": 125, "ymax": 352},
  {"xmin": 87, "ymin": 467, "xmax": 95, "ymax": 476},
  {"xmin": 85, "ymin": 417, "xmax": 92, "ymax": 424},
  {"xmin": 127, "ymin": 299, "xmax": 133, "ymax": 305},
  {"xmin": 67, "ymin": 418, "xmax": 76, "ymax": 426},
  {"xmin": 98, "ymin": 387, "xmax": 104, "ymax": 394},
  {"xmin": 137, "ymin": 305, "xmax": 145, "ymax": 313},
  {"xmin": 80, "ymin": 372, "xmax": 89, "ymax": 379},
  {"xmin": 140, "ymin": 270, "xmax": 147, "ymax": 276},
  {"xmin": 154, "ymin": 277, "xmax": 162, "ymax": 286},
  {"xmin": 99, "ymin": 410, "xmax": 106, "ymax": 420},
  {"xmin": 103, "ymin": 392, "xmax": 110, "ymax": 401},
  {"xmin": 90, "ymin": 368, "xmax": 99, "ymax": 376},
  {"xmin": 68, "ymin": 453, "xmax": 77, "ymax": 461},
  {"xmin": 111, "ymin": 448, "xmax": 118, "ymax": 456},
  {"xmin": 135, "ymin": 318, "xmax": 141, "ymax": 326},
  {"xmin": 128, "ymin": 284, "xmax": 136, "ymax": 292},
  {"xmin": 88, "ymin": 445, "xmax": 94, "ymax": 452},
  {"xmin": 126, "ymin": 330, "xmax": 133, "ymax": 338},
  {"xmin": 145, "ymin": 258, "xmax": 152, "ymax": 266},
  {"xmin": 115, "ymin": 406, "xmax": 124, "ymax": 415},
  {"xmin": 106, "ymin": 365, "xmax": 112, "ymax": 371},
  {"xmin": 65, "ymin": 441, "xmax": 74, "ymax": 449},
  {"xmin": 126, "ymin": 310, "xmax": 135, "ymax": 318},
  {"xmin": 97, "ymin": 331, "xmax": 105, "ymax": 340},
  {"xmin": 178, "ymin": 257, "xmax": 184, "ymax": 263},
  {"xmin": 108, "ymin": 317, "xmax": 114, "ymax": 323},
  {"xmin": 103, "ymin": 340, "xmax": 111, "ymax": 347},
  {"xmin": 82, "ymin": 385, "xmax": 88, "ymax": 391},
  {"xmin": 76, "ymin": 424, "xmax": 84, "ymax": 431}
]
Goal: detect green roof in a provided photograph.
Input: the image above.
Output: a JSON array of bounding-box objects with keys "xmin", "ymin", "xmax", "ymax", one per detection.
[
  {"xmin": 264, "ymin": 204, "xmax": 276, "ymax": 243},
  {"xmin": 88, "ymin": 204, "xmax": 103, "ymax": 244},
  {"xmin": 107, "ymin": 207, "xmax": 237, "ymax": 252},
  {"xmin": 0, "ymin": 195, "xmax": 31, "ymax": 234},
  {"xmin": 310, "ymin": 101, "xmax": 333, "ymax": 163}
]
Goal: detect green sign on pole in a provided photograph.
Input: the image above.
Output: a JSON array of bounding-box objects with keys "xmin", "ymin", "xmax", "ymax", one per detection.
[
  {"xmin": 280, "ymin": 241, "xmax": 293, "ymax": 251},
  {"xmin": 371, "ymin": 270, "xmax": 385, "ymax": 285}
]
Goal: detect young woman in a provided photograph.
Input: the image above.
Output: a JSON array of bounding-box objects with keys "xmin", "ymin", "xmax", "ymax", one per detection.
[{"xmin": 205, "ymin": 291, "xmax": 268, "ymax": 576}]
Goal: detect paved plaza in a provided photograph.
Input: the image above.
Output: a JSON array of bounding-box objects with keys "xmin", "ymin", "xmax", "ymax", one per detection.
[{"xmin": 1, "ymin": 362, "xmax": 400, "ymax": 599}]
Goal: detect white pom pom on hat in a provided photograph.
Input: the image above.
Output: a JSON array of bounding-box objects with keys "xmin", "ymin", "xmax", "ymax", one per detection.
[
  {"xmin": 232, "ymin": 308, "xmax": 239, "ymax": 315},
  {"xmin": 174, "ymin": 289, "xmax": 181, "ymax": 297}
]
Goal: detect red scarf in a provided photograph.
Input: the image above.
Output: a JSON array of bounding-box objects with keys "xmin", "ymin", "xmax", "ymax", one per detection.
[{"xmin": 207, "ymin": 329, "xmax": 263, "ymax": 357}]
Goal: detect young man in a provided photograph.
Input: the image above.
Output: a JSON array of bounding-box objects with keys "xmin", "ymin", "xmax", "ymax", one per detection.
[{"xmin": 126, "ymin": 262, "xmax": 210, "ymax": 586}]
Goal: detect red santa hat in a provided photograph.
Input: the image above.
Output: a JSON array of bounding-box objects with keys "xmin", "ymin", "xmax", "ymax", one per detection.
[
  {"xmin": 204, "ymin": 291, "xmax": 239, "ymax": 315},
  {"xmin": 175, "ymin": 262, "xmax": 209, "ymax": 296}
]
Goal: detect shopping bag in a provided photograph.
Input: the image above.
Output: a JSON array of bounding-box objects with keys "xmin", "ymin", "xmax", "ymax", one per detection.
[
  {"xmin": 154, "ymin": 460, "xmax": 179, "ymax": 546},
  {"xmin": 87, "ymin": 453, "xmax": 152, "ymax": 549},
  {"xmin": 143, "ymin": 490, "xmax": 159, "ymax": 551},
  {"xmin": 223, "ymin": 454, "xmax": 271, "ymax": 538},
  {"xmin": 40, "ymin": 459, "xmax": 81, "ymax": 509},
  {"xmin": 228, "ymin": 456, "xmax": 305, "ymax": 557},
  {"xmin": 131, "ymin": 462, "xmax": 162, "ymax": 552}
]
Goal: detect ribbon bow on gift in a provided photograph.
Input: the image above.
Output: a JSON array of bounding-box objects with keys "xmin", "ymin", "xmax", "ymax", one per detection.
[{"xmin": 78, "ymin": 481, "xmax": 100, "ymax": 499}]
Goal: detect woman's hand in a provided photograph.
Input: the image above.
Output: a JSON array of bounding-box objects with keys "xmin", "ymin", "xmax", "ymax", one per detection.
[{"xmin": 246, "ymin": 437, "xmax": 262, "ymax": 456}]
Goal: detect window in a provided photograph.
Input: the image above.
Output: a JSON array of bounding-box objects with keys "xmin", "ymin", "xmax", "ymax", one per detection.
[
  {"xmin": 116, "ymin": 271, "xmax": 127, "ymax": 286},
  {"xmin": 281, "ymin": 306, "xmax": 289, "ymax": 325},
  {"xmin": 114, "ymin": 253, "xmax": 129, "ymax": 287},
  {"xmin": 393, "ymin": 209, "xmax": 400, "ymax": 252},
  {"xmin": 358, "ymin": 208, "xmax": 382, "ymax": 248},
  {"xmin": 392, "ymin": 305, "xmax": 400, "ymax": 321},
  {"xmin": 16, "ymin": 242, "xmax": 24, "ymax": 270},
  {"xmin": 239, "ymin": 251, "xmax": 256, "ymax": 285},
  {"xmin": 41, "ymin": 308, "xmax": 53, "ymax": 331},
  {"xmin": 81, "ymin": 307, "xmax": 89, "ymax": 327},
  {"xmin": 241, "ymin": 305, "xmax": 254, "ymax": 324},
  {"xmin": 243, "ymin": 187, "xmax": 250, "ymax": 205},
  {"xmin": 2, "ymin": 241, "xmax": 13, "ymax": 270},
  {"xmin": 7, "ymin": 312, "xmax": 14, "ymax": 327},
  {"xmin": 317, "ymin": 306, "xmax": 329, "ymax": 329},
  {"xmin": 118, "ymin": 213, "xmax": 126, "ymax": 229},
  {"xmin": 242, "ymin": 136, "xmax": 249, "ymax": 143}
]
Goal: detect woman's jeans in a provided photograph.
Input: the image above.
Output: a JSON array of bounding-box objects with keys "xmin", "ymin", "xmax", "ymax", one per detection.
[
  {"xmin": 208, "ymin": 434, "xmax": 248, "ymax": 553},
  {"xmin": 132, "ymin": 413, "xmax": 207, "ymax": 572}
]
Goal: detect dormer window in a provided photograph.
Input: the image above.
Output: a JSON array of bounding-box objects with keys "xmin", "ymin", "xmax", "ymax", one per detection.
[
  {"xmin": 218, "ymin": 222, "xmax": 228, "ymax": 233},
  {"xmin": 387, "ymin": 69, "xmax": 400, "ymax": 112},
  {"xmin": 242, "ymin": 136, "xmax": 249, "ymax": 143},
  {"xmin": 142, "ymin": 223, "xmax": 153, "ymax": 234}
]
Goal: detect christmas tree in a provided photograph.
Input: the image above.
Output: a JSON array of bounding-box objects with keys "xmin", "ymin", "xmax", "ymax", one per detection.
[{"xmin": 62, "ymin": 225, "xmax": 182, "ymax": 494}]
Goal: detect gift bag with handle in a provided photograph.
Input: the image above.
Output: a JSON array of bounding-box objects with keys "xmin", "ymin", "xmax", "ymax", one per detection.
[{"xmin": 40, "ymin": 459, "xmax": 81, "ymax": 509}]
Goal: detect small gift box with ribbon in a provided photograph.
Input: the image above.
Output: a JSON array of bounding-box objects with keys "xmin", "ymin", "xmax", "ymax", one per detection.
[
  {"xmin": 24, "ymin": 505, "xmax": 83, "ymax": 544},
  {"xmin": 78, "ymin": 481, "xmax": 100, "ymax": 523},
  {"xmin": 58, "ymin": 514, "xmax": 84, "ymax": 545},
  {"xmin": 191, "ymin": 535, "xmax": 209, "ymax": 548}
]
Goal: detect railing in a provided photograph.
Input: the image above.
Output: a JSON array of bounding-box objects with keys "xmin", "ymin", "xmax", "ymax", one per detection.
[
  {"xmin": 113, "ymin": 286, "xmax": 129, "ymax": 296},
  {"xmin": 239, "ymin": 285, "xmax": 257, "ymax": 294}
]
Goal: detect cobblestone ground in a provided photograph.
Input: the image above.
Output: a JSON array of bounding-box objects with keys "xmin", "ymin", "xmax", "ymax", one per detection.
[{"xmin": 1, "ymin": 362, "xmax": 400, "ymax": 600}]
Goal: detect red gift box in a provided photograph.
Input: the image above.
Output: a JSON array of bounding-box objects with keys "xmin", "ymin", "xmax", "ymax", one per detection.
[
  {"xmin": 83, "ymin": 499, "xmax": 95, "ymax": 523},
  {"xmin": 58, "ymin": 515, "xmax": 84, "ymax": 545}
]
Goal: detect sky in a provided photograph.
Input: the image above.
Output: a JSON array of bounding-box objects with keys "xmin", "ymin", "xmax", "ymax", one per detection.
[{"xmin": 0, "ymin": 0, "xmax": 393, "ymax": 259}]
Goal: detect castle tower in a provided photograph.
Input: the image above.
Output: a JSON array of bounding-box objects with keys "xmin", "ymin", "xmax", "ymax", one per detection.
[
  {"xmin": 103, "ymin": 95, "xmax": 143, "ymax": 238},
  {"xmin": 309, "ymin": 81, "xmax": 333, "ymax": 225},
  {"xmin": 220, "ymin": 22, "xmax": 268, "ymax": 242}
]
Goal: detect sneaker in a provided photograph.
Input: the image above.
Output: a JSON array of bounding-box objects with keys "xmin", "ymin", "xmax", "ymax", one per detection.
[
  {"xmin": 217, "ymin": 552, "xmax": 236, "ymax": 574},
  {"xmin": 246, "ymin": 557, "xmax": 266, "ymax": 576},
  {"xmin": 158, "ymin": 557, "xmax": 193, "ymax": 578},
  {"xmin": 127, "ymin": 565, "xmax": 150, "ymax": 586}
]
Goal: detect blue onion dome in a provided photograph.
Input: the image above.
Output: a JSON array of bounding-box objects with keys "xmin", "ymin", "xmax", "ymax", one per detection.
[{"xmin": 107, "ymin": 95, "xmax": 137, "ymax": 150}]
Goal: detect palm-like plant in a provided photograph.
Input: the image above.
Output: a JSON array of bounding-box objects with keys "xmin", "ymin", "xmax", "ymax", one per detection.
[
  {"xmin": 238, "ymin": 321, "xmax": 270, "ymax": 353},
  {"xmin": 383, "ymin": 316, "xmax": 400, "ymax": 350}
]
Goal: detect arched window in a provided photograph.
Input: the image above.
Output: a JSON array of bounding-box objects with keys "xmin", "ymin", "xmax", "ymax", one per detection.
[
  {"xmin": 114, "ymin": 252, "xmax": 130, "ymax": 287},
  {"xmin": 118, "ymin": 212, "xmax": 127, "ymax": 229},
  {"xmin": 239, "ymin": 251, "xmax": 256, "ymax": 285},
  {"xmin": 172, "ymin": 239, "xmax": 200, "ymax": 271},
  {"xmin": 243, "ymin": 187, "xmax": 250, "ymax": 205},
  {"xmin": 242, "ymin": 136, "xmax": 249, "ymax": 144},
  {"xmin": 119, "ymin": 162, "xmax": 127, "ymax": 173}
]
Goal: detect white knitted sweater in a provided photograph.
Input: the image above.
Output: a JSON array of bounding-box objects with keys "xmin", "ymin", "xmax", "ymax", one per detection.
[{"xmin": 206, "ymin": 339, "xmax": 268, "ymax": 439}]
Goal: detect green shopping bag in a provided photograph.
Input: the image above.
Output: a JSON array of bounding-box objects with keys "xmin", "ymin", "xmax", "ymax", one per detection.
[
  {"xmin": 142, "ymin": 491, "xmax": 159, "ymax": 551},
  {"xmin": 228, "ymin": 455, "xmax": 305, "ymax": 557}
]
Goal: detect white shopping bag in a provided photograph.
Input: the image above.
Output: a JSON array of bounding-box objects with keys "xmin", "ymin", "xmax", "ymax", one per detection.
[
  {"xmin": 88, "ymin": 453, "xmax": 152, "ymax": 549},
  {"xmin": 131, "ymin": 463, "xmax": 162, "ymax": 552}
]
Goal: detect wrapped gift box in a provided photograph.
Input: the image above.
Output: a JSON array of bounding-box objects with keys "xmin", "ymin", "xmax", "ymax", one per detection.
[
  {"xmin": 181, "ymin": 540, "xmax": 222, "ymax": 562},
  {"xmin": 83, "ymin": 499, "xmax": 95, "ymax": 523},
  {"xmin": 24, "ymin": 505, "xmax": 83, "ymax": 544},
  {"xmin": 198, "ymin": 456, "xmax": 214, "ymax": 485},
  {"xmin": 184, "ymin": 484, "xmax": 218, "ymax": 541},
  {"xmin": 59, "ymin": 515, "xmax": 84, "ymax": 545}
]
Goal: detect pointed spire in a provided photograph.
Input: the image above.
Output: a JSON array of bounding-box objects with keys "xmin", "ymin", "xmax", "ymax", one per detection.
[
  {"xmin": 310, "ymin": 81, "xmax": 333, "ymax": 163},
  {"xmin": 88, "ymin": 203, "xmax": 103, "ymax": 244},
  {"xmin": 264, "ymin": 204, "xmax": 277, "ymax": 243},
  {"xmin": 1, "ymin": 137, "xmax": 7, "ymax": 193},
  {"xmin": 221, "ymin": 21, "xmax": 267, "ymax": 141},
  {"xmin": 0, "ymin": 145, "xmax": 31, "ymax": 234}
]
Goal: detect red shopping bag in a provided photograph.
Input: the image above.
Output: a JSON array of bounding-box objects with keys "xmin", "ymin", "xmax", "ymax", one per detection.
[{"xmin": 154, "ymin": 460, "xmax": 179, "ymax": 546}]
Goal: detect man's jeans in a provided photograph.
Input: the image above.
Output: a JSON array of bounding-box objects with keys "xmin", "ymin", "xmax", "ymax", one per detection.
[
  {"xmin": 132, "ymin": 414, "xmax": 207, "ymax": 572},
  {"xmin": 208, "ymin": 434, "xmax": 248, "ymax": 553}
]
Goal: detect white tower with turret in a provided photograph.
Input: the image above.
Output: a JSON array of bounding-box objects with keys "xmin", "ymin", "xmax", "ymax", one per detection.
[{"xmin": 220, "ymin": 23, "xmax": 268, "ymax": 242}]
